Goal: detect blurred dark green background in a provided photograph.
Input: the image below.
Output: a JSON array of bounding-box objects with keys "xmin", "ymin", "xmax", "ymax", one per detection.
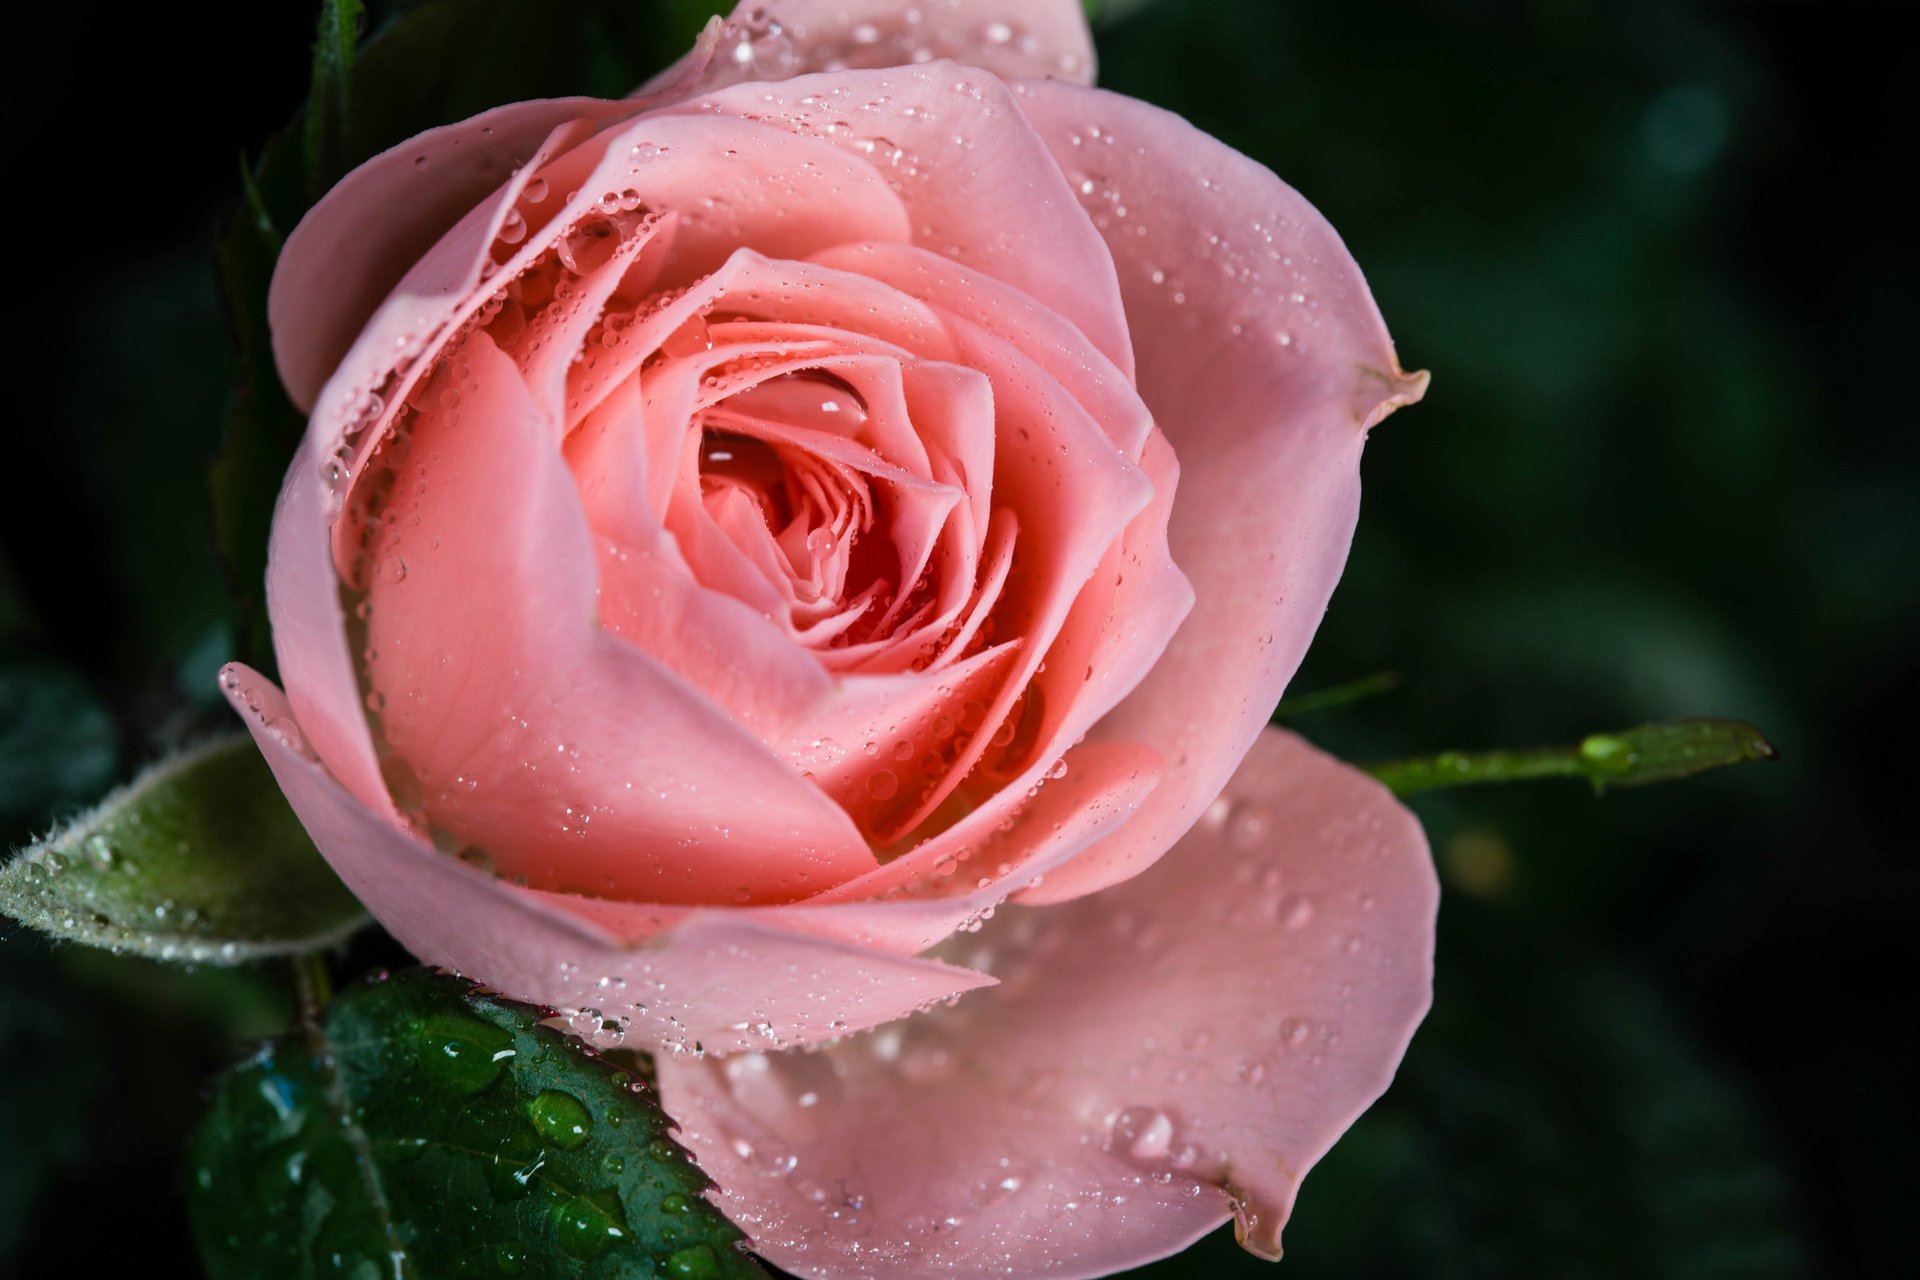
[{"xmin": 1, "ymin": 0, "xmax": 1912, "ymax": 1275}]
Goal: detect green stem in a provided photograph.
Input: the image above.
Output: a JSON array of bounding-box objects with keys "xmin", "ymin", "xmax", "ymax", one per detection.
[
  {"xmin": 1274, "ymin": 671, "xmax": 1401, "ymax": 720},
  {"xmin": 1364, "ymin": 717, "xmax": 1778, "ymax": 797},
  {"xmin": 289, "ymin": 953, "xmax": 334, "ymax": 1026}
]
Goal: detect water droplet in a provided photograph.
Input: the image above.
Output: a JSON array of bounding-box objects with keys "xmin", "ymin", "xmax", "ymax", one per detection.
[
  {"xmin": 551, "ymin": 1187, "xmax": 630, "ymax": 1259},
  {"xmin": 664, "ymin": 1243, "xmax": 724, "ymax": 1279},
  {"xmin": 489, "ymin": 1129, "xmax": 546, "ymax": 1202},
  {"xmin": 522, "ymin": 176, "xmax": 549, "ymax": 203},
  {"xmin": 379, "ymin": 555, "xmax": 407, "ymax": 584},
  {"xmin": 265, "ymin": 716, "xmax": 306, "ymax": 755},
  {"xmin": 1109, "ymin": 1105, "xmax": 1175, "ymax": 1162},
  {"xmin": 416, "ymin": 1013, "xmax": 514, "ymax": 1094},
  {"xmin": 981, "ymin": 1170, "xmax": 1024, "ymax": 1205},
  {"xmin": 1226, "ymin": 801, "xmax": 1269, "ymax": 849},
  {"xmin": 527, "ymin": 1089, "xmax": 592, "ymax": 1150},
  {"xmin": 492, "ymin": 1242, "xmax": 525, "ymax": 1276},
  {"xmin": 866, "ymin": 769, "xmax": 899, "ymax": 800}
]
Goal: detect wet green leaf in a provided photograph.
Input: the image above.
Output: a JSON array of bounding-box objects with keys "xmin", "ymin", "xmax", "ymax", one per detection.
[
  {"xmin": 0, "ymin": 734, "xmax": 364, "ymax": 964},
  {"xmin": 188, "ymin": 968, "xmax": 762, "ymax": 1280}
]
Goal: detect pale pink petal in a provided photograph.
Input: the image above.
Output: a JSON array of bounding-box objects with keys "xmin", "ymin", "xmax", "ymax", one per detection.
[
  {"xmin": 360, "ymin": 332, "xmax": 873, "ymax": 904},
  {"xmin": 264, "ymin": 438, "xmax": 400, "ymax": 822},
  {"xmin": 682, "ymin": 0, "xmax": 1096, "ymax": 92},
  {"xmin": 302, "ymin": 110, "xmax": 914, "ymax": 532},
  {"xmin": 656, "ymin": 729, "xmax": 1437, "ymax": 1277},
  {"xmin": 851, "ymin": 313, "xmax": 1154, "ymax": 842},
  {"xmin": 268, "ymin": 98, "xmax": 632, "ymax": 410},
  {"xmin": 221, "ymin": 664, "xmax": 991, "ymax": 1056},
  {"xmin": 1003, "ymin": 428, "xmax": 1193, "ymax": 793},
  {"xmin": 528, "ymin": 739, "xmax": 1165, "ymax": 957},
  {"xmin": 675, "ymin": 64, "xmax": 1132, "ymax": 379},
  {"xmin": 1011, "ymin": 82, "xmax": 1429, "ymax": 904},
  {"xmin": 266, "ymin": 19, "xmax": 747, "ymax": 412},
  {"xmin": 594, "ymin": 533, "xmax": 834, "ymax": 744},
  {"xmin": 812, "ymin": 241, "xmax": 1144, "ymax": 441},
  {"xmin": 565, "ymin": 249, "xmax": 954, "ymax": 459}
]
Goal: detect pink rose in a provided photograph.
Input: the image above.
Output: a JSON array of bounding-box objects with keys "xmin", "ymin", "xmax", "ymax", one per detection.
[{"xmin": 222, "ymin": 1, "xmax": 1434, "ymax": 1272}]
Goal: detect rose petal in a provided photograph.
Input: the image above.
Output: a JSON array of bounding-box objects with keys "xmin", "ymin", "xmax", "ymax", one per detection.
[
  {"xmin": 1011, "ymin": 82, "xmax": 1429, "ymax": 904},
  {"xmin": 812, "ymin": 241, "xmax": 1143, "ymax": 441},
  {"xmin": 268, "ymin": 98, "xmax": 631, "ymax": 411},
  {"xmin": 222, "ymin": 663, "xmax": 992, "ymax": 1056},
  {"xmin": 526, "ymin": 739, "xmax": 1164, "ymax": 958},
  {"xmin": 1006, "ymin": 427, "xmax": 1193, "ymax": 791},
  {"xmin": 657, "ymin": 729, "xmax": 1436, "ymax": 1277},
  {"xmin": 265, "ymin": 438, "xmax": 403, "ymax": 822},
  {"xmin": 677, "ymin": 63, "xmax": 1132, "ymax": 380},
  {"xmin": 360, "ymin": 331, "xmax": 874, "ymax": 904},
  {"xmin": 683, "ymin": 0, "xmax": 1096, "ymax": 92}
]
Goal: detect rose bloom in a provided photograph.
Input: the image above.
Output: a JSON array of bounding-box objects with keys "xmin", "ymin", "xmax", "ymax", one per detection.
[{"xmin": 222, "ymin": 1, "xmax": 1434, "ymax": 1274}]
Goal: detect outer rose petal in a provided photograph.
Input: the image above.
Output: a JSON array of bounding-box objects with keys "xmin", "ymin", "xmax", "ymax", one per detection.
[
  {"xmin": 1010, "ymin": 82, "xmax": 1429, "ymax": 905},
  {"xmin": 267, "ymin": 23, "xmax": 736, "ymax": 410},
  {"xmin": 268, "ymin": 98, "xmax": 620, "ymax": 411},
  {"xmin": 657, "ymin": 730, "xmax": 1437, "ymax": 1277},
  {"xmin": 679, "ymin": 64, "xmax": 1134, "ymax": 380},
  {"xmin": 221, "ymin": 664, "xmax": 993, "ymax": 1056},
  {"xmin": 676, "ymin": 0, "xmax": 1096, "ymax": 91}
]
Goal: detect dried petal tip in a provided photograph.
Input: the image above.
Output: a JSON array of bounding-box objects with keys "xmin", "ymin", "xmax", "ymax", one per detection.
[
  {"xmin": 1232, "ymin": 1194, "xmax": 1285, "ymax": 1262},
  {"xmin": 1359, "ymin": 361, "xmax": 1431, "ymax": 431}
]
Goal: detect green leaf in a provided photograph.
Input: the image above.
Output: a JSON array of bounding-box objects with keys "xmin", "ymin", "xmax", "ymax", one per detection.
[
  {"xmin": 188, "ymin": 968, "xmax": 764, "ymax": 1280},
  {"xmin": 0, "ymin": 734, "xmax": 365, "ymax": 964},
  {"xmin": 307, "ymin": 0, "xmax": 367, "ymax": 201},
  {"xmin": 1364, "ymin": 717, "xmax": 1778, "ymax": 796}
]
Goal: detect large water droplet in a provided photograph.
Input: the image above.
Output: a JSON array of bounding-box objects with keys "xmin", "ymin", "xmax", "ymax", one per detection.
[
  {"xmin": 489, "ymin": 1129, "xmax": 546, "ymax": 1202},
  {"xmin": 526, "ymin": 1089, "xmax": 592, "ymax": 1151},
  {"xmin": 730, "ymin": 1131, "xmax": 798, "ymax": 1178},
  {"xmin": 663, "ymin": 1243, "xmax": 724, "ymax": 1279},
  {"xmin": 551, "ymin": 1187, "xmax": 630, "ymax": 1259},
  {"xmin": 1109, "ymin": 1105, "xmax": 1175, "ymax": 1162},
  {"xmin": 417, "ymin": 1013, "xmax": 514, "ymax": 1094}
]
